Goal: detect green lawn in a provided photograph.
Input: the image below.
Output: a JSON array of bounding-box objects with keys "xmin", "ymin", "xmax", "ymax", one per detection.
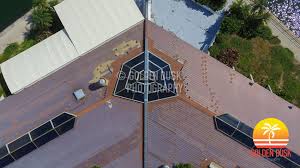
[
  {"xmin": 0, "ymin": 0, "xmax": 33, "ymax": 31},
  {"xmin": 210, "ymin": 34, "xmax": 300, "ymax": 107}
]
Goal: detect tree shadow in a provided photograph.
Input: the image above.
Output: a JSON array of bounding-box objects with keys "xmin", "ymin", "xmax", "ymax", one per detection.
[
  {"xmin": 183, "ymin": 0, "xmax": 214, "ymax": 17},
  {"xmin": 23, "ymin": 15, "xmax": 33, "ymax": 39},
  {"xmin": 201, "ymin": 13, "xmax": 225, "ymax": 52}
]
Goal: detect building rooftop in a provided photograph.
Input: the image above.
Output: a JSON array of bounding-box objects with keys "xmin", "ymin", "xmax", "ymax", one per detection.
[
  {"xmin": 0, "ymin": 30, "xmax": 79, "ymax": 94},
  {"xmin": 0, "ymin": 20, "xmax": 144, "ymax": 167},
  {"xmin": 0, "ymin": 1, "xmax": 299, "ymax": 168},
  {"xmin": 147, "ymin": 20, "xmax": 300, "ymax": 154},
  {"xmin": 1, "ymin": 0, "xmax": 144, "ymax": 94},
  {"xmin": 55, "ymin": 0, "xmax": 144, "ymax": 55},
  {"xmin": 147, "ymin": 98, "xmax": 275, "ymax": 168}
]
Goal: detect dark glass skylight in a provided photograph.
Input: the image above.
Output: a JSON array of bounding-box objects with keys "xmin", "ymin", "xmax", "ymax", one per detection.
[
  {"xmin": 114, "ymin": 52, "xmax": 177, "ymax": 102},
  {"xmin": 0, "ymin": 112, "xmax": 76, "ymax": 167},
  {"xmin": 214, "ymin": 114, "xmax": 300, "ymax": 168}
]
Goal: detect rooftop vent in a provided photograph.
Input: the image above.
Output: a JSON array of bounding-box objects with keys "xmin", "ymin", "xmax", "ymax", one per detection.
[
  {"xmin": 73, "ymin": 89, "xmax": 85, "ymax": 101},
  {"xmin": 209, "ymin": 162, "xmax": 223, "ymax": 168},
  {"xmin": 89, "ymin": 79, "xmax": 108, "ymax": 91},
  {"xmin": 249, "ymin": 74, "xmax": 254, "ymax": 86}
]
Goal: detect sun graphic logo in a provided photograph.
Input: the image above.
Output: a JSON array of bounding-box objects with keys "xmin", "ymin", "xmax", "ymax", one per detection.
[{"xmin": 253, "ymin": 118, "xmax": 289, "ymax": 148}]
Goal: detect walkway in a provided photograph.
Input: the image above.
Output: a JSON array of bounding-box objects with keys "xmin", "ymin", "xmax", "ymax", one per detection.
[
  {"xmin": 267, "ymin": 14, "xmax": 300, "ymax": 62},
  {"xmin": 244, "ymin": 0, "xmax": 300, "ymax": 62},
  {"xmin": 0, "ymin": 10, "xmax": 32, "ymax": 54}
]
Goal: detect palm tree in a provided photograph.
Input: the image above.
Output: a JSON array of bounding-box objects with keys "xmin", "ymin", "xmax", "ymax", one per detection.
[
  {"xmin": 251, "ymin": 0, "xmax": 270, "ymax": 23},
  {"xmin": 252, "ymin": 0, "xmax": 267, "ymax": 14},
  {"xmin": 261, "ymin": 123, "xmax": 281, "ymax": 144},
  {"xmin": 31, "ymin": 7, "xmax": 53, "ymax": 32},
  {"xmin": 32, "ymin": 0, "xmax": 49, "ymax": 8}
]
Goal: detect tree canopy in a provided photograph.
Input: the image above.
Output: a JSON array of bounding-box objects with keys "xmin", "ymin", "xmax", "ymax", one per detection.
[
  {"xmin": 31, "ymin": 7, "xmax": 53, "ymax": 31},
  {"xmin": 221, "ymin": 0, "xmax": 270, "ymax": 39},
  {"xmin": 195, "ymin": 0, "xmax": 226, "ymax": 11}
]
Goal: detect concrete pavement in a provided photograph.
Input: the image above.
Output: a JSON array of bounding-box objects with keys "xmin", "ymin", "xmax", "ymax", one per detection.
[
  {"xmin": 267, "ymin": 14, "xmax": 300, "ymax": 62},
  {"xmin": 0, "ymin": 10, "xmax": 32, "ymax": 54}
]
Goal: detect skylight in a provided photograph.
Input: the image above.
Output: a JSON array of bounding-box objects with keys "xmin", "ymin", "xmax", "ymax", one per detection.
[{"xmin": 114, "ymin": 52, "xmax": 177, "ymax": 103}]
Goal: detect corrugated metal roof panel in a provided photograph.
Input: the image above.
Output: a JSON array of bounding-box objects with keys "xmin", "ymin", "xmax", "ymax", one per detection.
[
  {"xmin": 146, "ymin": 21, "xmax": 300, "ymax": 155},
  {"xmin": 0, "ymin": 30, "xmax": 79, "ymax": 94},
  {"xmin": 54, "ymin": 0, "xmax": 144, "ymax": 55}
]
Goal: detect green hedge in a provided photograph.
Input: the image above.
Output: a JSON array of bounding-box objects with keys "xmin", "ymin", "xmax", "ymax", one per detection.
[
  {"xmin": 220, "ymin": 0, "xmax": 271, "ymax": 39},
  {"xmin": 174, "ymin": 163, "xmax": 193, "ymax": 168},
  {"xmin": 195, "ymin": 0, "xmax": 226, "ymax": 11},
  {"xmin": 0, "ymin": 40, "xmax": 37, "ymax": 64},
  {"xmin": 0, "ymin": 85, "xmax": 3, "ymax": 97}
]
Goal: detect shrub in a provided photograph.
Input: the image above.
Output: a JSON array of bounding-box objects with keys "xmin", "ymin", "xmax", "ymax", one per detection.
[
  {"xmin": 0, "ymin": 55, "xmax": 6, "ymax": 64},
  {"xmin": 35, "ymin": 31, "xmax": 53, "ymax": 42},
  {"xmin": 0, "ymin": 40, "xmax": 37, "ymax": 64},
  {"xmin": 223, "ymin": 0, "xmax": 270, "ymax": 39},
  {"xmin": 31, "ymin": 0, "xmax": 62, "ymax": 35},
  {"xmin": 33, "ymin": 0, "xmax": 48, "ymax": 8},
  {"xmin": 173, "ymin": 163, "xmax": 193, "ymax": 168},
  {"xmin": 255, "ymin": 25, "xmax": 272, "ymax": 40},
  {"xmin": 216, "ymin": 48, "xmax": 240, "ymax": 67},
  {"xmin": 2, "ymin": 43, "xmax": 19, "ymax": 58},
  {"xmin": 220, "ymin": 17, "xmax": 243, "ymax": 34},
  {"xmin": 0, "ymin": 85, "xmax": 3, "ymax": 97},
  {"xmin": 31, "ymin": 7, "xmax": 53, "ymax": 32},
  {"xmin": 238, "ymin": 16, "xmax": 263, "ymax": 39},
  {"xmin": 49, "ymin": 0, "xmax": 59, "ymax": 7},
  {"xmin": 269, "ymin": 36, "xmax": 281, "ymax": 45},
  {"xmin": 229, "ymin": 0, "xmax": 251, "ymax": 20},
  {"xmin": 19, "ymin": 39, "xmax": 37, "ymax": 52},
  {"xmin": 195, "ymin": 0, "xmax": 226, "ymax": 11}
]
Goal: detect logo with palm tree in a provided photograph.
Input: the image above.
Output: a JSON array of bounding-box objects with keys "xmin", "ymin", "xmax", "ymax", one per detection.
[{"xmin": 253, "ymin": 118, "xmax": 289, "ymax": 148}]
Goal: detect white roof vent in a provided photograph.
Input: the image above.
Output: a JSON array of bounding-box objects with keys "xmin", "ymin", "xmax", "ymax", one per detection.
[
  {"xmin": 73, "ymin": 89, "xmax": 85, "ymax": 101},
  {"xmin": 209, "ymin": 162, "xmax": 223, "ymax": 168}
]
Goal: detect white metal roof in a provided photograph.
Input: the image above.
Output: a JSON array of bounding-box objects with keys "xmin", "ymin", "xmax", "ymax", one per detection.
[
  {"xmin": 54, "ymin": 0, "xmax": 144, "ymax": 55},
  {"xmin": 0, "ymin": 30, "xmax": 79, "ymax": 94}
]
